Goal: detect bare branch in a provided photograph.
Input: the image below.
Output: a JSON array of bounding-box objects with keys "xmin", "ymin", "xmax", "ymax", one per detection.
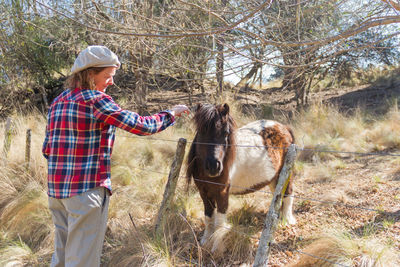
[
  {"xmin": 381, "ymin": 0, "xmax": 400, "ymax": 11},
  {"xmin": 35, "ymin": 0, "xmax": 274, "ymax": 38},
  {"xmin": 252, "ymin": 16, "xmax": 400, "ymax": 47}
]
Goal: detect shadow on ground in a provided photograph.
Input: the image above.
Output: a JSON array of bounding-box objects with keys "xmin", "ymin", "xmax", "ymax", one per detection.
[{"xmin": 325, "ymin": 82, "xmax": 400, "ymax": 116}]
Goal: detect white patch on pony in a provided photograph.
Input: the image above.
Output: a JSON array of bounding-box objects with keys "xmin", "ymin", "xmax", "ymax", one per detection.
[
  {"xmin": 282, "ymin": 196, "xmax": 296, "ymax": 225},
  {"xmin": 214, "ymin": 212, "xmax": 230, "ymax": 230},
  {"xmin": 209, "ymin": 212, "xmax": 231, "ymax": 254},
  {"xmin": 201, "ymin": 212, "xmax": 215, "ymax": 245},
  {"xmin": 229, "ymin": 120, "xmax": 278, "ymax": 194}
]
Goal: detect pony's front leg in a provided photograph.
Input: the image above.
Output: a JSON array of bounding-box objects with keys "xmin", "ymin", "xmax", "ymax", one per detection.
[
  {"xmin": 214, "ymin": 187, "xmax": 230, "ymax": 231},
  {"xmin": 200, "ymin": 194, "xmax": 216, "ymax": 245},
  {"xmin": 201, "ymin": 212, "xmax": 215, "ymax": 245},
  {"xmin": 209, "ymin": 187, "xmax": 231, "ymax": 254}
]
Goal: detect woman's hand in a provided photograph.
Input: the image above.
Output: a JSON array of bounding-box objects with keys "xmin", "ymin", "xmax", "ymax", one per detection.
[{"xmin": 171, "ymin": 105, "xmax": 190, "ymax": 117}]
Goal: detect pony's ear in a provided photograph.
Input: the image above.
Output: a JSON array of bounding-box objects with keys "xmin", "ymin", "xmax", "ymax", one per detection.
[{"xmin": 220, "ymin": 103, "xmax": 230, "ymax": 116}]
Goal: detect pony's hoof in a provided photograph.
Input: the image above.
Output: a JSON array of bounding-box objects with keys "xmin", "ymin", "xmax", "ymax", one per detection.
[
  {"xmin": 287, "ymin": 218, "xmax": 296, "ymax": 225},
  {"xmin": 282, "ymin": 215, "xmax": 296, "ymax": 225}
]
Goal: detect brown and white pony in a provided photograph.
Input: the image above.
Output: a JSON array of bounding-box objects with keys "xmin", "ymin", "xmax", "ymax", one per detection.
[{"xmin": 186, "ymin": 103, "xmax": 296, "ymax": 248}]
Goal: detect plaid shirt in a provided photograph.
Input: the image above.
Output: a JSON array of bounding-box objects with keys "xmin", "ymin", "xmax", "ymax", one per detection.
[{"xmin": 42, "ymin": 88, "xmax": 175, "ymax": 199}]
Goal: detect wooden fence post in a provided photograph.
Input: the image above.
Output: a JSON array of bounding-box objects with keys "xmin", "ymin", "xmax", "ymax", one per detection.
[
  {"xmin": 253, "ymin": 144, "xmax": 297, "ymax": 267},
  {"xmin": 25, "ymin": 129, "xmax": 31, "ymax": 169},
  {"xmin": 155, "ymin": 138, "xmax": 187, "ymax": 234},
  {"xmin": 2, "ymin": 118, "xmax": 12, "ymax": 164}
]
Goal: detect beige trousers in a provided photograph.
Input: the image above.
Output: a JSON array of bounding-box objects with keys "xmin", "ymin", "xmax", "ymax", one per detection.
[{"xmin": 48, "ymin": 187, "xmax": 110, "ymax": 267}]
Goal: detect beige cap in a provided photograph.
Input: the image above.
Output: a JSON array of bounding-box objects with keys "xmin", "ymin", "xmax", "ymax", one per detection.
[{"xmin": 70, "ymin": 45, "xmax": 120, "ymax": 75}]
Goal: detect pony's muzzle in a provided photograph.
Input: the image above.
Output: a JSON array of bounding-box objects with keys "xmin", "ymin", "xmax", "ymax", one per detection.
[{"xmin": 205, "ymin": 158, "xmax": 223, "ymax": 177}]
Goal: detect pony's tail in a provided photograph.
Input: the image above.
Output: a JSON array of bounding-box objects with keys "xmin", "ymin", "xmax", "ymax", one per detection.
[{"xmin": 284, "ymin": 125, "xmax": 296, "ymax": 198}]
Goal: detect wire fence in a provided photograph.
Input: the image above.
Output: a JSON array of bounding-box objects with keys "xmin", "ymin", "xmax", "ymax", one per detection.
[
  {"xmin": 113, "ymin": 133, "xmax": 399, "ymax": 266},
  {"xmin": 131, "ymin": 166, "xmax": 393, "ymax": 215},
  {"xmin": 117, "ymin": 134, "xmax": 400, "ymax": 157}
]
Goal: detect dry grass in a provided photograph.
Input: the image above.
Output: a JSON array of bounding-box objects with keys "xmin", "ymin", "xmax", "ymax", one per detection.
[
  {"xmin": 363, "ymin": 105, "xmax": 400, "ymax": 152},
  {"xmin": 311, "ymin": 65, "xmax": 400, "ymax": 91},
  {"xmin": 0, "ymin": 232, "xmax": 37, "ymax": 267},
  {"xmin": 0, "ymin": 98, "xmax": 399, "ymax": 266},
  {"xmin": 0, "ymin": 114, "xmax": 52, "ymax": 266},
  {"xmin": 293, "ymin": 103, "xmax": 367, "ymax": 161},
  {"xmin": 288, "ymin": 230, "xmax": 399, "ymax": 267},
  {"xmin": 294, "ymin": 102, "xmax": 400, "ymax": 164}
]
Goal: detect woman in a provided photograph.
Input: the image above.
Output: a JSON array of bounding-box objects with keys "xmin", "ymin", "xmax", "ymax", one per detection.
[{"xmin": 42, "ymin": 45, "xmax": 189, "ymax": 267}]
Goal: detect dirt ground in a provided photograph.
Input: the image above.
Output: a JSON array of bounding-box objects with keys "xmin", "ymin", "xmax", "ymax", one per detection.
[{"xmin": 272, "ymin": 154, "xmax": 400, "ymax": 266}]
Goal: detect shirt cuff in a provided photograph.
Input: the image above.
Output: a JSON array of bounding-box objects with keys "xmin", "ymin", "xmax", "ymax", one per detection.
[{"xmin": 162, "ymin": 110, "xmax": 175, "ymax": 124}]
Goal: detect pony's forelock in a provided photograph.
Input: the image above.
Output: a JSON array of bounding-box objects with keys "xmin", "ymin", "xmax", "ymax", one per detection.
[
  {"xmin": 193, "ymin": 104, "xmax": 236, "ymax": 133},
  {"xmin": 193, "ymin": 104, "xmax": 216, "ymax": 133}
]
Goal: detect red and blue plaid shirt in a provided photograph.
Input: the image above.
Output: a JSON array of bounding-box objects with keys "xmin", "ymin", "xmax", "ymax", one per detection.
[{"xmin": 42, "ymin": 88, "xmax": 175, "ymax": 199}]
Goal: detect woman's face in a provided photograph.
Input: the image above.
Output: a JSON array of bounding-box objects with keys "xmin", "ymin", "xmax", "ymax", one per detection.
[{"xmin": 91, "ymin": 67, "xmax": 117, "ymax": 92}]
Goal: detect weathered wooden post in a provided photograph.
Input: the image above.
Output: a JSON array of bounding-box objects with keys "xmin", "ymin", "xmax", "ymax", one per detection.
[
  {"xmin": 2, "ymin": 118, "xmax": 12, "ymax": 164},
  {"xmin": 253, "ymin": 144, "xmax": 297, "ymax": 267},
  {"xmin": 25, "ymin": 129, "xmax": 31, "ymax": 169},
  {"xmin": 155, "ymin": 138, "xmax": 187, "ymax": 234}
]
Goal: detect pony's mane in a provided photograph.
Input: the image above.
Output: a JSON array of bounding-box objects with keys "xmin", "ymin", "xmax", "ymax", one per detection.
[{"xmin": 193, "ymin": 104, "xmax": 236, "ymax": 134}]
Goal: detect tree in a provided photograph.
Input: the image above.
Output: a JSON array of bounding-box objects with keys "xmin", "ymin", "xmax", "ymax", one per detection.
[
  {"xmin": 0, "ymin": 0, "xmax": 82, "ymax": 114},
  {"xmin": 1, "ymin": 0, "xmax": 400, "ymax": 116},
  {"xmin": 223, "ymin": 0, "xmax": 400, "ymax": 106}
]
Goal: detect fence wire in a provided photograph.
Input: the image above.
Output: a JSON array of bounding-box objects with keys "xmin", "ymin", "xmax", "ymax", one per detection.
[
  {"xmin": 130, "ymin": 166, "xmax": 396, "ymax": 215},
  {"xmin": 117, "ymin": 134, "xmax": 400, "ymax": 157}
]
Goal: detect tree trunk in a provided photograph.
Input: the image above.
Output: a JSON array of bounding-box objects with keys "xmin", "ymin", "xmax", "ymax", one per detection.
[
  {"xmin": 215, "ymin": 0, "xmax": 228, "ymax": 96},
  {"xmin": 132, "ymin": 48, "xmax": 153, "ymax": 115},
  {"xmin": 235, "ymin": 61, "xmax": 262, "ymax": 88},
  {"xmin": 282, "ymin": 67, "xmax": 308, "ymax": 106},
  {"xmin": 134, "ymin": 69, "xmax": 148, "ymax": 115},
  {"xmin": 281, "ymin": 46, "xmax": 315, "ymax": 107},
  {"xmin": 216, "ymin": 38, "xmax": 224, "ymax": 96}
]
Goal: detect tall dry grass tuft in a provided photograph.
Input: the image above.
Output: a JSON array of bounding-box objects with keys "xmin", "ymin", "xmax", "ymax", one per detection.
[
  {"xmin": 295, "ymin": 102, "xmax": 400, "ymax": 162},
  {"xmin": 106, "ymin": 208, "xmax": 203, "ymax": 266},
  {"xmin": 0, "ymin": 231, "xmax": 38, "ymax": 266},
  {"xmin": 0, "ymin": 113, "xmax": 52, "ymax": 265},
  {"xmin": 293, "ymin": 103, "xmax": 367, "ymax": 162},
  {"xmin": 310, "ymin": 65, "xmax": 400, "ymax": 90},
  {"xmin": 288, "ymin": 231, "xmax": 399, "ymax": 267},
  {"xmin": 0, "ymin": 178, "xmax": 51, "ymax": 248},
  {"xmin": 363, "ymin": 104, "xmax": 400, "ymax": 151},
  {"xmin": 205, "ymin": 220, "xmax": 256, "ymax": 264}
]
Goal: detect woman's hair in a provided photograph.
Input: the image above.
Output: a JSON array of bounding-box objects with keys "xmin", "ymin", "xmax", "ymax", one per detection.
[{"xmin": 64, "ymin": 67, "xmax": 106, "ymax": 90}]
